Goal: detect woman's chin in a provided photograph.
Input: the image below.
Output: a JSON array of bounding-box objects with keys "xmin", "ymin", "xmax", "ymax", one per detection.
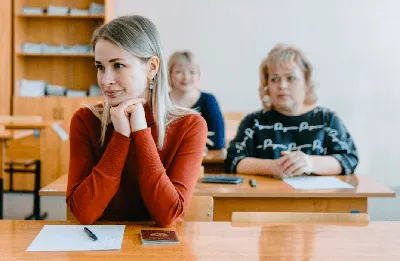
[
  {"xmin": 274, "ymin": 102, "xmax": 294, "ymax": 112},
  {"xmin": 106, "ymin": 97, "xmax": 123, "ymax": 107}
]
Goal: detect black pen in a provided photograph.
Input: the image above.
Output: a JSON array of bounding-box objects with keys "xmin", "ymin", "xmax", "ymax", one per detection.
[
  {"xmin": 84, "ymin": 227, "xmax": 98, "ymax": 241},
  {"xmin": 249, "ymin": 179, "xmax": 257, "ymax": 188}
]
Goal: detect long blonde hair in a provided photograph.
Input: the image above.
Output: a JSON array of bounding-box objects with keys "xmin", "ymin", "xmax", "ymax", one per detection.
[
  {"xmin": 90, "ymin": 15, "xmax": 195, "ymax": 149},
  {"xmin": 259, "ymin": 44, "xmax": 317, "ymax": 110}
]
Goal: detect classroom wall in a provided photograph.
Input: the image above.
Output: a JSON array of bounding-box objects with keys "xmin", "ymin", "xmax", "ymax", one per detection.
[{"xmin": 114, "ymin": 0, "xmax": 400, "ymax": 186}]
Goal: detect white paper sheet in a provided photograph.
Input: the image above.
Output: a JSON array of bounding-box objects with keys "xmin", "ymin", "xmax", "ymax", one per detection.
[
  {"xmin": 283, "ymin": 176, "xmax": 354, "ymax": 190},
  {"xmin": 26, "ymin": 225, "xmax": 126, "ymax": 252}
]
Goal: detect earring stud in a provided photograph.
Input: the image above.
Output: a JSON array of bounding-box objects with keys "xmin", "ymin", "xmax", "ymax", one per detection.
[{"xmin": 149, "ymin": 79, "xmax": 154, "ymax": 90}]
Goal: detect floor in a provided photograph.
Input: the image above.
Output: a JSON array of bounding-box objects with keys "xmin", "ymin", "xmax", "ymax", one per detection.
[{"xmin": 3, "ymin": 187, "xmax": 400, "ymax": 221}]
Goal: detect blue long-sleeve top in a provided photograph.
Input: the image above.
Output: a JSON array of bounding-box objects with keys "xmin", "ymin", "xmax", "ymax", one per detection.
[
  {"xmin": 226, "ymin": 106, "xmax": 359, "ymax": 175},
  {"xmin": 192, "ymin": 92, "xmax": 225, "ymax": 149}
]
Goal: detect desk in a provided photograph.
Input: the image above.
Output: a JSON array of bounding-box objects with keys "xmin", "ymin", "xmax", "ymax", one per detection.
[
  {"xmin": 202, "ymin": 149, "xmax": 226, "ymax": 173},
  {"xmin": 0, "ymin": 131, "xmax": 13, "ymax": 219},
  {"xmin": 195, "ymin": 174, "xmax": 395, "ymax": 220},
  {"xmin": 39, "ymin": 173, "xmax": 68, "ymax": 196},
  {"xmin": 0, "ymin": 119, "xmax": 52, "ymax": 219},
  {"xmin": 40, "ymin": 174, "xmax": 395, "ymax": 221},
  {"xmin": 0, "ymin": 220, "xmax": 399, "ymax": 260}
]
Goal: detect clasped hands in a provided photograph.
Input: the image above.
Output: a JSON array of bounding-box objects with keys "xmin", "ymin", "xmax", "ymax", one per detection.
[
  {"xmin": 272, "ymin": 151, "xmax": 313, "ymax": 178},
  {"xmin": 110, "ymin": 98, "xmax": 148, "ymax": 137}
]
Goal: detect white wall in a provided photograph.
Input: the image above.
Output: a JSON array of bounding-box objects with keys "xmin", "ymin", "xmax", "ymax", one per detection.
[{"xmin": 115, "ymin": 0, "xmax": 400, "ymax": 186}]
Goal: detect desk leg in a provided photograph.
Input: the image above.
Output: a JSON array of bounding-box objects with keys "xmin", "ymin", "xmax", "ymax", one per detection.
[
  {"xmin": 0, "ymin": 141, "xmax": 4, "ymax": 219},
  {"xmin": 213, "ymin": 197, "xmax": 368, "ymax": 221}
]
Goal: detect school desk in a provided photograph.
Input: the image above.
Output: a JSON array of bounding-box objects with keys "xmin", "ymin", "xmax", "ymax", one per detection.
[
  {"xmin": 202, "ymin": 149, "xmax": 226, "ymax": 173},
  {"xmin": 0, "ymin": 119, "xmax": 52, "ymax": 219},
  {"xmin": 0, "ymin": 131, "xmax": 13, "ymax": 219},
  {"xmin": 0, "ymin": 220, "xmax": 398, "ymax": 260},
  {"xmin": 40, "ymin": 173, "xmax": 395, "ymax": 221}
]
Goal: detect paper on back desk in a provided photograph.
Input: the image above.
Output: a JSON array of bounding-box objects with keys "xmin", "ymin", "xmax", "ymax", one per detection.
[
  {"xmin": 282, "ymin": 176, "xmax": 354, "ymax": 190},
  {"xmin": 26, "ymin": 225, "xmax": 126, "ymax": 252}
]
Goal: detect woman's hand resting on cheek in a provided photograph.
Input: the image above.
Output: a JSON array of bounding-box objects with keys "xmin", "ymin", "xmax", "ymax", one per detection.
[
  {"xmin": 126, "ymin": 102, "xmax": 148, "ymax": 132},
  {"xmin": 110, "ymin": 98, "xmax": 145, "ymax": 137}
]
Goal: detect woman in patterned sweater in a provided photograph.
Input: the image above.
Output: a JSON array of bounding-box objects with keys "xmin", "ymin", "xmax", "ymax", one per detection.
[{"xmin": 226, "ymin": 44, "xmax": 358, "ymax": 177}]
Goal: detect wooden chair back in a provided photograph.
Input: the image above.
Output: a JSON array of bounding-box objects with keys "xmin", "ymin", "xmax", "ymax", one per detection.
[
  {"xmin": 183, "ymin": 196, "xmax": 214, "ymax": 222},
  {"xmin": 223, "ymin": 111, "xmax": 245, "ymax": 145}
]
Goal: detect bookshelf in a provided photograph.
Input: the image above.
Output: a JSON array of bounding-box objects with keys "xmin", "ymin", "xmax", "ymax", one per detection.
[{"xmin": 9, "ymin": 0, "xmax": 113, "ymax": 190}]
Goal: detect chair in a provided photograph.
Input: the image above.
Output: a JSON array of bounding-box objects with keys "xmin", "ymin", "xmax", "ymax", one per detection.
[
  {"xmin": 67, "ymin": 195, "xmax": 214, "ymax": 222},
  {"xmin": 183, "ymin": 196, "xmax": 214, "ymax": 221},
  {"xmin": 223, "ymin": 112, "xmax": 245, "ymax": 145},
  {"xmin": 231, "ymin": 212, "xmax": 370, "ymax": 223},
  {"xmin": 1, "ymin": 115, "xmax": 48, "ymax": 220},
  {"xmin": 4, "ymin": 159, "xmax": 47, "ymax": 220}
]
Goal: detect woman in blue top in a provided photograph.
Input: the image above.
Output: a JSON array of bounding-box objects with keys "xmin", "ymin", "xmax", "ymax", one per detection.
[
  {"xmin": 226, "ymin": 44, "xmax": 358, "ymax": 177},
  {"xmin": 168, "ymin": 51, "xmax": 225, "ymax": 149}
]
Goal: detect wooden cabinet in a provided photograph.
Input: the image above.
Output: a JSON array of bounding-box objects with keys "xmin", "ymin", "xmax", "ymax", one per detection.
[
  {"xmin": 8, "ymin": 0, "xmax": 113, "ymax": 190},
  {"xmin": 0, "ymin": 0, "xmax": 12, "ymax": 115}
]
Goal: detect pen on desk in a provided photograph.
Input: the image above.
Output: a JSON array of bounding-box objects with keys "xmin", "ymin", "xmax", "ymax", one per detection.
[
  {"xmin": 84, "ymin": 227, "xmax": 98, "ymax": 241},
  {"xmin": 249, "ymin": 179, "xmax": 257, "ymax": 188}
]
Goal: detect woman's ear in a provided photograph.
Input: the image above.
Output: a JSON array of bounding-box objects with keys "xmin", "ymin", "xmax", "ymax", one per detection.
[{"xmin": 147, "ymin": 56, "xmax": 160, "ymax": 80}]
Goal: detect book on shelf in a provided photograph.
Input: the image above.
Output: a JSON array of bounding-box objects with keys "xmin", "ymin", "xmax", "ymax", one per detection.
[
  {"xmin": 70, "ymin": 8, "xmax": 89, "ymax": 16},
  {"xmin": 47, "ymin": 5, "xmax": 69, "ymax": 16},
  {"xmin": 89, "ymin": 3, "xmax": 105, "ymax": 15},
  {"xmin": 46, "ymin": 85, "xmax": 66, "ymax": 96},
  {"xmin": 66, "ymin": 90, "xmax": 88, "ymax": 97},
  {"xmin": 20, "ymin": 3, "xmax": 105, "ymax": 16},
  {"xmin": 89, "ymin": 85, "xmax": 102, "ymax": 97},
  {"xmin": 22, "ymin": 43, "xmax": 92, "ymax": 55},
  {"xmin": 21, "ymin": 7, "xmax": 44, "ymax": 15},
  {"xmin": 20, "ymin": 79, "xmax": 47, "ymax": 97}
]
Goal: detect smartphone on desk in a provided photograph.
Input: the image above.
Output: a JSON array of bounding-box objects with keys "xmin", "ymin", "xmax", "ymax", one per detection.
[{"xmin": 201, "ymin": 175, "xmax": 244, "ymax": 184}]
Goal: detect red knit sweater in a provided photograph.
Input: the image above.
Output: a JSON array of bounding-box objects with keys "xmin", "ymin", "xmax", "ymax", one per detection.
[{"xmin": 66, "ymin": 105, "xmax": 207, "ymax": 227}]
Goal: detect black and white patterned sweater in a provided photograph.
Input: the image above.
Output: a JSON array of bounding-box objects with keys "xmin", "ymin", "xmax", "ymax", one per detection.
[{"xmin": 225, "ymin": 107, "xmax": 358, "ymax": 175}]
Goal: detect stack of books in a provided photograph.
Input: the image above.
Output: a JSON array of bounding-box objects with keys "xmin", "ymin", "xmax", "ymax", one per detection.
[
  {"xmin": 20, "ymin": 80, "xmax": 47, "ymax": 97},
  {"xmin": 46, "ymin": 85, "xmax": 66, "ymax": 96}
]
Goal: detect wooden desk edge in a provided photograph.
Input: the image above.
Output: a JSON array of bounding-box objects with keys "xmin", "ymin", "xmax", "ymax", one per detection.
[
  {"xmin": 39, "ymin": 189, "xmax": 66, "ymax": 197},
  {"xmin": 39, "ymin": 189, "xmax": 396, "ymax": 198},
  {"xmin": 193, "ymin": 191, "xmax": 396, "ymax": 198},
  {"xmin": 38, "ymin": 174, "xmax": 396, "ymax": 198}
]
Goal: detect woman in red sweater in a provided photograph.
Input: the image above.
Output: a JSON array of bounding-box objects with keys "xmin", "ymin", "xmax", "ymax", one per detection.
[{"xmin": 66, "ymin": 15, "xmax": 207, "ymax": 227}]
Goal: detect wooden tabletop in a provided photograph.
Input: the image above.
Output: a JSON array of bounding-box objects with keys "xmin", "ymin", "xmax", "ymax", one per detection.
[
  {"xmin": 40, "ymin": 173, "xmax": 395, "ymax": 198},
  {"xmin": 3, "ymin": 121, "xmax": 53, "ymax": 130},
  {"xmin": 0, "ymin": 115, "xmax": 53, "ymax": 130},
  {"xmin": 39, "ymin": 174, "xmax": 68, "ymax": 196},
  {"xmin": 195, "ymin": 174, "xmax": 396, "ymax": 198},
  {"xmin": 202, "ymin": 149, "xmax": 226, "ymax": 163},
  {"xmin": 0, "ymin": 130, "xmax": 13, "ymax": 139},
  {"xmin": 0, "ymin": 220, "xmax": 398, "ymax": 260}
]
